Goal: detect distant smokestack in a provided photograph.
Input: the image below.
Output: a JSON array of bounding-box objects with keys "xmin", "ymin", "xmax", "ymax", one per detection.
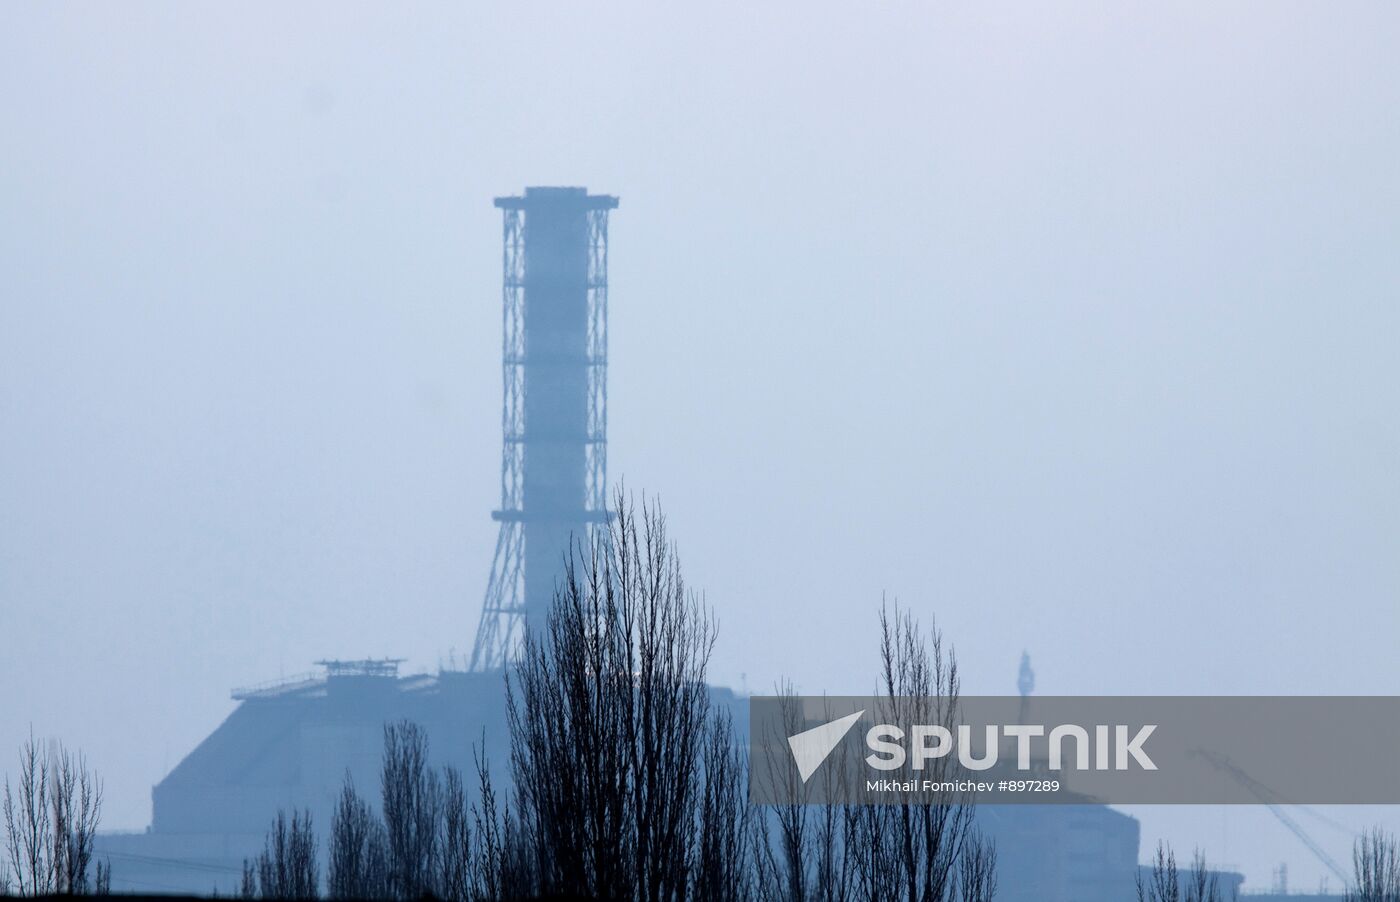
[{"xmin": 470, "ymin": 187, "xmax": 618, "ymax": 670}]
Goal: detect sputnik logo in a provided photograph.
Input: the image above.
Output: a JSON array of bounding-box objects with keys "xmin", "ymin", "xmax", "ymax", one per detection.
[{"xmin": 787, "ymin": 710, "xmax": 864, "ymax": 782}]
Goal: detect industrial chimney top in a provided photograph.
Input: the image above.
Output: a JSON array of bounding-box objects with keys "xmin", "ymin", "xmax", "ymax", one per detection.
[{"xmin": 494, "ymin": 186, "xmax": 619, "ymax": 210}]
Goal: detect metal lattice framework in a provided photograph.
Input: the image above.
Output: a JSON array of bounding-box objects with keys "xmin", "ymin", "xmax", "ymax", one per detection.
[
  {"xmin": 585, "ymin": 208, "xmax": 609, "ymax": 513},
  {"xmin": 470, "ymin": 189, "xmax": 616, "ymax": 671}
]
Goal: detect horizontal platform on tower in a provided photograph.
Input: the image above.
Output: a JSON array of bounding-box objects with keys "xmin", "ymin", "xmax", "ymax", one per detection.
[
  {"xmin": 502, "ymin": 355, "xmax": 607, "ymax": 366},
  {"xmin": 491, "ymin": 508, "xmax": 612, "ymax": 523},
  {"xmin": 494, "ymin": 187, "xmax": 619, "ymax": 211},
  {"xmin": 503, "ymin": 435, "xmax": 605, "ymax": 444}
]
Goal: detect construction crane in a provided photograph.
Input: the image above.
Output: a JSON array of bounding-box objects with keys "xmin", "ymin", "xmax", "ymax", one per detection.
[{"xmin": 1191, "ymin": 748, "xmax": 1350, "ymax": 886}]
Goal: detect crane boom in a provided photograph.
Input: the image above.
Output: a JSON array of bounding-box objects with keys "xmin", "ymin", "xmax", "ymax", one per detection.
[{"xmin": 1191, "ymin": 749, "xmax": 1349, "ymax": 886}]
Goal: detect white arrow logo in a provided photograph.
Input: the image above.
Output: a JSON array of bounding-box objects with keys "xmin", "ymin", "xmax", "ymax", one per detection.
[{"xmin": 787, "ymin": 710, "xmax": 865, "ymax": 783}]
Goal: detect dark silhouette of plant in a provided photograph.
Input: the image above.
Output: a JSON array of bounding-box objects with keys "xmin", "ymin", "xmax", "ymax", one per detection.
[
  {"xmin": 437, "ymin": 766, "xmax": 473, "ymax": 902},
  {"xmin": 845, "ymin": 606, "xmax": 976, "ymax": 902},
  {"xmin": 2, "ymin": 733, "xmax": 105, "ymax": 895},
  {"xmin": 240, "ymin": 859, "xmax": 255, "ymax": 899},
  {"xmin": 381, "ymin": 720, "xmax": 442, "ymax": 900},
  {"xmin": 318, "ymin": 727, "xmax": 499, "ymax": 901},
  {"xmin": 693, "ymin": 707, "xmax": 753, "ymax": 902},
  {"xmin": 955, "ymin": 831, "xmax": 997, "ymax": 902},
  {"xmin": 241, "ymin": 809, "xmax": 318, "ymax": 899},
  {"xmin": 752, "ymin": 687, "xmax": 856, "ymax": 902},
  {"xmin": 1348, "ymin": 827, "xmax": 1400, "ymax": 902},
  {"xmin": 750, "ymin": 609, "xmax": 993, "ymax": 902},
  {"xmin": 93, "ymin": 859, "xmax": 110, "ymax": 895},
  {"xmin": 222, "ymin": 496, "xmax": 1003, "ymax": 901},
  {"xmin": 1137, "ymin": 842, "xmax": 1181, "ymax": 902},
  {"xmin": 1, "ymin": 737, "xmax": 48, "ymax": 897},
  {"xmin": 1138, "ymin": 843, "xmax": 1234, "ymax": 902},
  {"xmin": 468, "ymin": 744, "xmax": 524, "ymax": 901},
  {"xmin": 502, "ymin": 493, "xmax": 726, "ymax": 900},
  {"xmin": 328, "ymin": 774, "xmax": 389, "ymax": 900},
  {"xmin": 1184, "ymin": 849, "xmax": 1229, "ymax": 902}
]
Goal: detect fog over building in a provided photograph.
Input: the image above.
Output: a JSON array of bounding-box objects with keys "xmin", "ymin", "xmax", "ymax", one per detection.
[
  {"xmin": 89, "ymin": 186, "xmax": 1155, "ymax": 902},
  {"xmin": 10, "ymin": 7, "xmax": 1400, "ymax": 891}
]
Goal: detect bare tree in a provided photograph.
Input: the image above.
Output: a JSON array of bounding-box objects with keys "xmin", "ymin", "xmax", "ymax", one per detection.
[
  {"xmin": 328, "ymin": 774, "xmax": 389, "ymax": 900},
  {"xmin": 240, "ymin": 859, "xmax": 256, "ymax": 900},
  {"xmin": 1139, "ymin": 843, "xmax": 1233, "ymax": 902},
  {"xmin": 846, "ymin": 605, "xmax": 977, "ymax": 902},
  {"xmin": 93, "ymin": 859, "xmax": 110, "ymax": 896},
  {"xmin": 291, "ymin": 496, "xmax": 1000, "ymax": 901},
  {"xmin": 49, "ymin": 746, "xmax": 103, "ymax": 893},
  {"xmin": 955, "ymin": 831, "xmax": 997, "ymax": 902},
  {"xmin": 468, "ymin": 743, "xmax": 526, "ymax": 902},
  {"xmin": 437, "ymin": 766, "xmax": 472, "ymax": 902},
  {"xmin": 806, "ymin": 743, "xmax": 856, "ymax": 902},
  {"xmin": 3, "ymin": 734, "xmax": 105, "ymax": 896},
  {"xmin": 381, "ymin": 720, "xmax": 442, "ymax": 900},
  {"xmin": 2, "ymin": 736, "xmax": 50, "ymax": 897},
  {"xmin": 1138, "ymin": 842, "xmax": 1180, "ymax": 902},
  {"xmin": 243, "ymin": 809, "xmax": 318, "ymax": 900},
  {"xmin": 751, "ymin": 608, "xmax": 993, "ymax": 902},
  {"xmin": 504, "ymin": 493, "xmax": 721, "ymax": 900},
  {"xmin": 1184, "ymin": 849, "xmax": 1230, "ymax": 902},
  {"xmin": 693, "ymin": 708, "xmax": 753, "ymax": 902},
  {"xmin": 752, "ymin": 687, "xmax": 809, "ymax": 902},
  {"xmin": 1349, "ymin": 827, "xmax": 1400, "ymax": 902},
  {"xmin": 753, "ymin": 688, "xmax": 856, "ymax": 902}
]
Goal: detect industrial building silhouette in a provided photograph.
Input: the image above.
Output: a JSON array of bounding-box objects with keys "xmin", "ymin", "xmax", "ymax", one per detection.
[
  {"xmin": 471, "ymin": 187, "xmax": 618, "ymax": 670},
  {"xmin": 94, "ymin": 187, "xmax": 1151, "ymax": 901}
]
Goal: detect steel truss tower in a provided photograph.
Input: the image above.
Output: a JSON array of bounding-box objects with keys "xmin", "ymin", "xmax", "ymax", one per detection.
[{"xmin": 470, "ymin": 187, "xmax": 618, "ymax": 671}]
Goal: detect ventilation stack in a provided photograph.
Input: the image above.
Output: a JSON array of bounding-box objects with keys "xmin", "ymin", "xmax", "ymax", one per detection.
[{"xmin": 470, "ymin": 187, "xmax": 618, "ymax": 670}]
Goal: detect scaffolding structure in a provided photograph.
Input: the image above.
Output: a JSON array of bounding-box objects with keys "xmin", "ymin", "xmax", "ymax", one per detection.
[{"xmin": 469, "ymin": 187, "xmax": 618, "ymax": 671}]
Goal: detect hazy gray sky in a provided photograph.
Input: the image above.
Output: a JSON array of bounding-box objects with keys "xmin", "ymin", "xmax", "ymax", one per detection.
[{"xmin": 3, "ymin": 2, "xmax": 1397, "ymax": 890}]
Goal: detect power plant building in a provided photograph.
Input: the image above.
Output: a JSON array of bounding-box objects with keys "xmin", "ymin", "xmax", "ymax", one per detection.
[{"xmin": 93, "ymin": 187, "xmax": 1150, "ymax": 901}]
